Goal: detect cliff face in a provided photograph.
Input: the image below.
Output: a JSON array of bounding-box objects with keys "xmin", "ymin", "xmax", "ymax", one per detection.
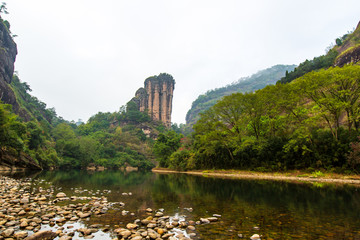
[
  {"xmin": 335, "ymin": 21, "xmax": 360, "ymax": 67},
  {"xmin": 133, "ymin": 73, "xmax": 175, "ymax": 128},
  {"xmin": 0, "ymin": 150, "xmax": 42, "ymax": 171},
  {"xmin": 0, "ymin": 21, "xmax": 18, "ymax": 110},
  {"xmin": 335, "ymin": 44, "xmax": 360, "ymax": 67},
  {"xmin": 0, "ymin": 22, "xmax": 42, "ymax": 171}
]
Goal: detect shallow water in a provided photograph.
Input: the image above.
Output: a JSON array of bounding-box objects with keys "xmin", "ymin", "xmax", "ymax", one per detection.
[{"xmin": 10, "ymin": 170, "xmax": 360, "ymax": 239}]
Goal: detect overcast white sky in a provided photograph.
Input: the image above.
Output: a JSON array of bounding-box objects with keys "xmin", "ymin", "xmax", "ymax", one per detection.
[{"xmin": 5, "ymin": 0, "xmax": 360, "ymax": 124}]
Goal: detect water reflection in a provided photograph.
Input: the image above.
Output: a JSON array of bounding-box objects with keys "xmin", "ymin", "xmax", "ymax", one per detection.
[{"xmin": 10, "ymin": 170, "xmax": 360, "ymax": 239}]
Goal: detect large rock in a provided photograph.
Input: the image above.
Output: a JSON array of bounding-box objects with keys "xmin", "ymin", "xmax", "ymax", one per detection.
[
  {"xmin": 250, "ymin": 234, "xmax": 261, "ymax": 240},
  {"xmin": 14, "ymin": 231, "xmax": 28, "ymax": 238},
  {"xmin": 132, "ymin": 73, "xmax": 175, "ymax": 128},
  {"xmin": 114, "ymin": 229, "xmax": 131, "ymax": 238},
  {"xmin": 56, "ymin": 192, "xmax": 67, "ymax": 198},
  {"xmin": 1, "ymin": 228, "xmax": 14, "ymax": 237},
  {"xmin": 126, "ymin": 223, "xmax": 138, "ymax": 229},
  {"xmin": 24, "ymin": 230, "xmax": 57, "ymax": 240},
  {"xmin": 335, "ymin": 44, "xmax": 360, "ymax": 67}
]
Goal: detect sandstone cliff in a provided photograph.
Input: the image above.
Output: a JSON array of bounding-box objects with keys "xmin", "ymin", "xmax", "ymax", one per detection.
[
  {"xmin": 0, "ymin": 21, "xmax": 18, "ymax": 110},
  {"xmin": 0, "ymin": 150, "xmax": 42, "ymax": 171},
  {"xmin": 133, "ymin": 73, "xmax": 175, "ymax": 128},
  {"xmin": 335, "ymin": 44, "xmax": 360, "ymax": 67},
  {"xmin": 0, "ymin": 20, "xmax": 42, "ymax": 171},
  {"xmin": 335, "ymin": 21, "xmax": 360, "ymax": 67}
]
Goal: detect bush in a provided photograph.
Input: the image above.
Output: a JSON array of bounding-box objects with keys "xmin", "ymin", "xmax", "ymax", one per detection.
[{"xmin": 169, "ymin": 150, "xmax": 192, "ymax": 171}]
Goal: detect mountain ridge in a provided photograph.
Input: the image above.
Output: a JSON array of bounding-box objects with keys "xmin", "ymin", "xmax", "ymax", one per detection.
[{"xmin": 185, "ymin": 64, "xmax": 296, "ymax": 131}]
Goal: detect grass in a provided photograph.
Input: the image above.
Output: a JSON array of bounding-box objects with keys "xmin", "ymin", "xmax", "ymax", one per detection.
[{"xmin": 311, "ymin": 171, "xmax": 325, "ymax": 178}]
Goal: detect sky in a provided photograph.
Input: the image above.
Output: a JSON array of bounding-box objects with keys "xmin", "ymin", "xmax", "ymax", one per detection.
[{"xmin": 5, "ymin": 0, "xmax": 360, "ymax": 124}]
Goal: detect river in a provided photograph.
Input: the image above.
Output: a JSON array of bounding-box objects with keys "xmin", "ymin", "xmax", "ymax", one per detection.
[{"xmin": 6, "ymin": 170, "xmax": 360, "ymax": 240}]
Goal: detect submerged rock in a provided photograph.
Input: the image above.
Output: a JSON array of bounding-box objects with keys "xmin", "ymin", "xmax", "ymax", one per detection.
[
  {"xmin": 250, "ymin": 234, "xmax": 261, "ymax": 240},
  {"xmin": 56, "ymin": 192, "xmax": 66, "ymax": 198},
  {"xmin": 24, "ymin": 230, "xmax": 57, "ymax": 240}
]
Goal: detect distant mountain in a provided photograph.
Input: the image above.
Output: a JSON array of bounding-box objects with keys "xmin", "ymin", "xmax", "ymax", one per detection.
[{"xmin": 185, "ymin": 64, "xmax": 296, "ymax": 131}]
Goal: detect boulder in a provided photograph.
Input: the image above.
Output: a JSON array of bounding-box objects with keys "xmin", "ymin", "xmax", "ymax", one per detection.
[
  {"xmin": 56, "ymin": 192, "xmax": 67, "ymax": 198},
  {"xmin": 24, "ymin": 230, "xmax": 57, "ymax": 240}
]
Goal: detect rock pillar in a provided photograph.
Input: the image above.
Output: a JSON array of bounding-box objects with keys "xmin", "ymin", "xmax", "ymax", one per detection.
[{"xmin": 135, "ymin": 73, "xmax": 175, "ymax": 128}]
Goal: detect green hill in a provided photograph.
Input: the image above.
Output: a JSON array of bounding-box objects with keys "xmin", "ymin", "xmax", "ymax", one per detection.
[
  {"xmin": 185, "ymin": 64, "xmax": 296, "ymax": 131},
  {"xmin": 161, "ymin": 21, "xmax": 360, "ymax": 173}
]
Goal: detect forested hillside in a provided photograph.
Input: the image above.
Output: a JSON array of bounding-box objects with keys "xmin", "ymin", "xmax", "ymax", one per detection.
[
  {"xmin": 185, "ymin": 65, "xmax": 296, "ymax": 131},
  {"xmin": 155, "ymin": 21, "xmax": 360, "ymax": 173},
  {"xmin": 2, "ymin": 73, "xmax": 165, "ymax": 170}
]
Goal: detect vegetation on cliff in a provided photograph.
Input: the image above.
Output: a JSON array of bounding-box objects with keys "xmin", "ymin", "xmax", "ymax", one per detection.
[
  {"xmin": 185, "ymin": 65, "xmax": 296, "ymax": 132},
  {"xmin": 0, "ymin": 7, "xmax": 171, "ymax": 170},
  {"xmin": 150, "ymin": 22, "xmax": 360, "ymax": 173},
  {"xmin": 52, "ymin": 103, "xmax": 160, "ymax": 170},
  {"xmin": 279, "ymin": 22, "xmax": 360, "ymax": 84},
  {"xmin": 2, "ymin": 73, "xmax": 169, "ymax": 170}
]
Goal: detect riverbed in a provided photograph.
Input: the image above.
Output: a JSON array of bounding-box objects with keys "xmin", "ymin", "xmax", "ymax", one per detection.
[{"xmin": 1, "ymin": 170, "xmax": 360, "ymax": 239}]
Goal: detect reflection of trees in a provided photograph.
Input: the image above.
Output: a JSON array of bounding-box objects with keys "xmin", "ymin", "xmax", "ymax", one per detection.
[
  {"xmin": 2, "ymin": 169, "xmax": 42, "ymax": 179},
  {"xmin": 151, "ymin": 174, "xmax": 360, "ymax": 220},
  {"xmin": 23, "ymin": 170, "xmax": 360, "ymax": 239},
  {"xmin": 36, "ymin": 170, "xmax": 153, "ymax": 189}
]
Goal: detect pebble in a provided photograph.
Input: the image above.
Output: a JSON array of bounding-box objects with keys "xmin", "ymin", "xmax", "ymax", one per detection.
[
  {"xmin": 14, "ymin": 230, "xmax": 28, "ymax": 238},
  {"xmin": 56, "ymin": 192, "xmax": 67, "ymax": 198},
  {"xmin": 1, "ymin": 228, "xmax": 14, "ymax": 237},
  {"xmin": 200, "ymin": 218, "xmax": 210, "ymax": 224},
  {"xmin": 0, "ymin": 175, "xmax": 228, "ymax": 240},
  {"xmin": 250, "ymin": 234, "xmax": 261, "ymax": 240},
  {"xmin": 187, "ymin": 225, "xmax": 196, "ymax": 231},
  {"xmin": 126, "ymin": 223, "xmax": 138, "ymax": 229}
]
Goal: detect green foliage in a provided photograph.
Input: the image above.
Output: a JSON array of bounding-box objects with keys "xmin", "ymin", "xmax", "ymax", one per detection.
[
  {"xmin": 3, "ymin": 71, "xmax": 161, "ymax": 170},
  {"xmin": 0, "ymin": 2, "xmax": 8, "ymax": 19},
  {"xmin": 311, "ymin": 171, "xmax": 324, "ymax": 178},
  {"xmin": 0, "ymin": 103, "xmax": 26, "ymax": 152},
  {"xmin": 336, "ymin": 38, "xmax": 343, "ymax": 47},
  {"xmin": 169, "ymin": 149, "xmax": 194, "ymax": 171},
  {"xmin": 52, "ymin": 112, "xmax": 156, "ymax": 170},
  {"xmin": 279, "ymin": 50, "xmax": 338, "ymax": 84},
  {"xmin": 10, "ymin": 75, "xmax": 59, "ymax": 125},
  {"xmin": 347, "ymin": 137, "xmax": 360, "ymax": 172},
  {"xmin": 170, "ymin": 65, "xmax": 360, "ymax": 173},
  {"xmin": 0, "ymin": 101, "xmax": 60, "ymax": 168},
  {"xmin": 153, "ymin": 131, "xmax": 183, "ymax": 167}
]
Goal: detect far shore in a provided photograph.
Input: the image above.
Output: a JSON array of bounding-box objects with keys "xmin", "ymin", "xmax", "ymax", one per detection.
[{"xmin": 152, "ymin": 168, "xmax": 360, "ymax": 185}]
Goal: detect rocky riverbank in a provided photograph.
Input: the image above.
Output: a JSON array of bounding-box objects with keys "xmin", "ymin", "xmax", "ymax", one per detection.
[{"xmin": 0, "ymin": 175, "xmax": 227, "ymax": 240}]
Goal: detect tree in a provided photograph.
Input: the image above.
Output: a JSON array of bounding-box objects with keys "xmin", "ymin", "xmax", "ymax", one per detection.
[
  {"xmin": 153, "ymin": 131, "xmax": 182, "ymax": 167},
  {"xmin": 26, "ymin": 121, "xmax": 44, "ymax": 150},
  {"xmin": 299, "ymin": 65, "xmax": 360, "ymax": 139},
  {"xmin": 0, "ymin": 2, "xmax": 8, "ymax": 19},
  {"xmin": 78, "ymin": 136, "xmax": 100, "ymax": 167},
  {"xmin": 336, "ymin": 38, "xmax": 342, "ymax": 46},
  {"xmin": 0, "ymin": 103, "xmax": 27, "ymax": 151}
]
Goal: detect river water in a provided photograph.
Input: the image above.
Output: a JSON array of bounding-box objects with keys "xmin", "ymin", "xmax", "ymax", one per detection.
[{"xmin": 8, "ymin": 170, "xmax": 360, "ymax": 240}]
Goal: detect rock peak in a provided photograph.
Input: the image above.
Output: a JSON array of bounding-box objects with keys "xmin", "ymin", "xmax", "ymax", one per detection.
[{"xmin": 133, "ymin": 73, "xmax": 175, "ymax": 128}]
